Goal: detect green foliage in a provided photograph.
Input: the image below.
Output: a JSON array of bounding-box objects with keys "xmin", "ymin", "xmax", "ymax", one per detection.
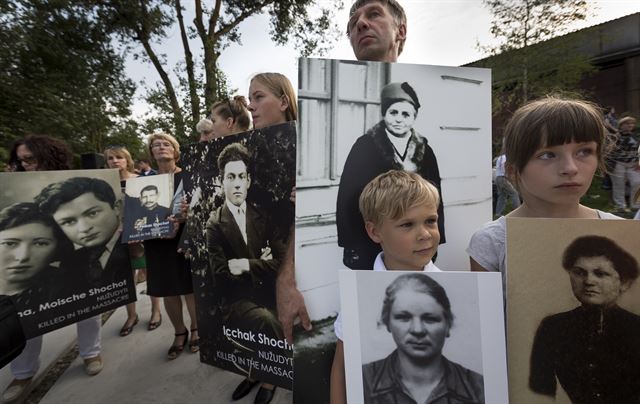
[
  {"xmin": 478, "ymin": 0, "xmax": 596, "ymax": 114},
  {"xmin": 0, "ymin": 0, "xmax": 137, "ymax": 159}
]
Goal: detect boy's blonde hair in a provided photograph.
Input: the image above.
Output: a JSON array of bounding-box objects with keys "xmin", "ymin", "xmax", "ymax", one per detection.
[{"xmin": 359, "ymin": 170, "xmax": 440, "ymax": 226}]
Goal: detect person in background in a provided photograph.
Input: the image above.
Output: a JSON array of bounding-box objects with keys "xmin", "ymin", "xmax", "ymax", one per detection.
[
  {"xmin": 494, "ymin": 151, "xmax": 520, "ymax": 217},
  {"xmin": 610, "ymin": 116, "xmax": 640, "ymax": 213},
  {"xmin": 195, "ymin": 118, "xmax": 215, "ymax": 142},
  {"xmin": 136, "ymin": 158, "xmax": 156, "ymax": 176},
  {"xmin": 3, "ymin": 135, "xmax": 104, "ymax": 404},
  {"xmin": 104, "ymin": 145, "xmax": 162, "ymax": 335}
]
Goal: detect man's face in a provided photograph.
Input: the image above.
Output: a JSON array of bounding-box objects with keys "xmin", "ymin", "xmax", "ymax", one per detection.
[
  {"xmin": 568, "ymin": 255, "xmax": 627, "ymax": 307},
  {"xmin": 52, "ymin": 193, "xmax": 119, "ymax": 248},
  {"xmin": 140, "ymin": 189, "xmax": 159, "ymax": 210},
  {"xmin": 348, "ymin": 1, "xmax": 405, "ymax": 62},
  {"xmin": 138, "ymin": 162, "xmax": 150, "ymax": 171},
  {"xmin": 222, "ymin": 160, "xmax": 250, "ymax": 207}
]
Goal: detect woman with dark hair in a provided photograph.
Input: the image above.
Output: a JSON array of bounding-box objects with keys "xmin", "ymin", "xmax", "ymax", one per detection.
[
  {"xmin": 362, "ymin": 273, "xmax": 484, "ymax": 404},
  {"xmin": 3, "ymin": 135, "xmax": 104, "ymax": 403},
  {"xmin": 9, "ymin": 134, "xmax": 73, "ymax": 172},
  {"xmin": 0, "ymin": 203, "xmax": 70, "ymax": 296},
  {"xmin": 530, "ymin": 235, "xmax": 640, "ymax": 403},
  {"xmin": 336, "ymin": 82, "xmax": 445, "ymax": 270}
]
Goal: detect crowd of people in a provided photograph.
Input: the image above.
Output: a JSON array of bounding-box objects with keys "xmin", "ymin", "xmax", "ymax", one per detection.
[{"xmin": 1, "ymin": 0, "xmax": 639, "ymax": 403}]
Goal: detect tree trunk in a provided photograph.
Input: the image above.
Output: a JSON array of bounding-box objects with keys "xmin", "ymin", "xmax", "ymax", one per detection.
[
  {"xmin": 139, "ymin": 35, "xmax": 186, "ymax": 138},
  {"xmin": 175, "ymin": 0, "xmax": 200, "ymax": 126}
]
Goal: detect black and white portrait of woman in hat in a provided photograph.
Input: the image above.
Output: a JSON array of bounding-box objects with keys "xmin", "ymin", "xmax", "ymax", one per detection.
[{"xmin": 336, "ymin": 81, "xmax": 445, "ymax": 270}]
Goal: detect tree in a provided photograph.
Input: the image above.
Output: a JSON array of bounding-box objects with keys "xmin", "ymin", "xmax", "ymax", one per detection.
[
  {"xmin": 0, "ymin": 0, "xmax": 138, "ymax": 159},
  {"xmin": 477, "ymin": 0, "xmax": 596, "ymax": 112},
  {"xmin": 97, "ymin": 0, "xmax": 342, "ymax": 143}
]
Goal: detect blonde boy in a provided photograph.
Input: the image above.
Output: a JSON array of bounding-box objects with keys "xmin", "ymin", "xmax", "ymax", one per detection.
[{"xmin": 329, "ymin": 169, "xmax": 442, "ymax": 404}]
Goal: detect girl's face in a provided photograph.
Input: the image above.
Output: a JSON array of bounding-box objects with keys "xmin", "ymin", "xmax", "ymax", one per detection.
[
  {"xmin": 516, "ymin": 141, "xmax": 598, "ymax": 208},
  {"xmin": 0, "ymin": 223, "xmax": 58, "ymax": 292},
  {"xmin": 383, "ymin": 101, "xmax": 417, "ymax": 137},
  {"xmin": 248, "ymin": 79, "xmax": 288, "ymax": 130},
  {"xmin": 16, "ymin": 144, "xmax": 38, "ymax": 172},
  {"xmin": 209, "ymin": 109, "xmax": 234, "ymax": 140},
  {"xmin": 388, "ymin": 288, "xmax": 449, "ymax": 363},
  {"xmin": 105, "ymin": 151, "xmax": 128, "ymax": 171}
]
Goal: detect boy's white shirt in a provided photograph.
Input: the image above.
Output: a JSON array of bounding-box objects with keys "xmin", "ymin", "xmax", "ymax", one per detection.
[{"xmin": 334, "ymin": 252, "xmax": 441, "ymax": 340}]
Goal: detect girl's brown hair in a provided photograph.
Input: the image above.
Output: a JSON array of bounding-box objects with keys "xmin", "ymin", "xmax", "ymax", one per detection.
[{"xmin": 504, "ymin": 96, "xmax": 608, "ymax": 174}]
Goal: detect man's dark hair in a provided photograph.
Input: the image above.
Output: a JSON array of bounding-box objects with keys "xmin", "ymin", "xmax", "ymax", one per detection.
[
  {"xmin": 562, "ymin": 235, "xmax": 639, "ymax": 284},
  {"xmin": 347, "ymin": 0, "xmax": 407, "ymax": 55},
  {"xmin": 36, "ymin": 177, "xmax": 117, "ymax": 215},
  {"xmin": 217, "ymin": 143, "xmax": 250, "ymax": 177},
  {"xmin": 9, "ymin": 135, "xmax": 73, "ymax": 172},
  {"xmin": 140, "ymin": 185, "xmax": 159, "ymax": 195}
]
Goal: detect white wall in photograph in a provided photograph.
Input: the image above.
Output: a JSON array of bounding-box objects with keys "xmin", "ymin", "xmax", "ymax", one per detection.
[{"xmin": 296, "ymin": 58, "xmax": 492, "ymax": 322}]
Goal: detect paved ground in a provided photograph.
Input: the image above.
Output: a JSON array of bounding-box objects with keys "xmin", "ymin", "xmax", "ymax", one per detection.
[{"xmin": 2, "ymin": 283, "xmax": 292, "ymax": 403}]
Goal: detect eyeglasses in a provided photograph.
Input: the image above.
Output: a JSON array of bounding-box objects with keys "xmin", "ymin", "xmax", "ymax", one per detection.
[
  {"xmin": 151, "ymin": 142, "xmax": 173, "ymax": 149},
  {"xmin": 18, "ymin": 156, "xmax": 36, "ymax": 164}
]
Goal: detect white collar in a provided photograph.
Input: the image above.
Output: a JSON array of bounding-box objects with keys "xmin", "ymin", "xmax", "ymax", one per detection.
[
  {"xmin": 226, "ymin": 199, "xmax": 247, "ymax": 215},
  {"xmin": 373, "ymin": 251, "xmax": 441, "ymax": 272}
]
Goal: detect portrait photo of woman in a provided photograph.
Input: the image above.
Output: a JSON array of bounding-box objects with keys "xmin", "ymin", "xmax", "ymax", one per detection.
[
  {"xmin": 357, "ymin": 273, "xmax": 486, "ymax": 404},
  {"xmin": 529, "ymin": 235, "xmax": 640, "ymax": 403},
  {"xmin": 0, "ymin": 202, "xmax": 70, "ymax": 297},
  {"xmin": 337, "ymin": 81, "xmax": 445, "ymax": 271}
]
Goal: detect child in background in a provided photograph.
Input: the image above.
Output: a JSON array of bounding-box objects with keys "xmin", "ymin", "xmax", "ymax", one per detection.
[
  {"xmin": 468, "ymin": 96, "xmax": 620, "ymax": 274},
  {"xmin": 330, "ymin": 170, "xmax": 442, "ymax": 404}
]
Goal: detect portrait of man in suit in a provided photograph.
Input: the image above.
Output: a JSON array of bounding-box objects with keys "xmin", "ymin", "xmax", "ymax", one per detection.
[
  {"xmin": 133, "ymin": 184, "xmax": 171, "ymax": 233},
  {"xmin": 35, "ymin": 177, "xmax": 132, "ymax": 289},
  {"xmin": 206, "ymin": 143, "xmax": 285, "ymax": 339}
]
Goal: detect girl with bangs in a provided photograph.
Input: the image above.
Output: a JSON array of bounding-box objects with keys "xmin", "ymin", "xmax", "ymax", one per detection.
[{"xmin": 467, "ymin": 96, "xmax": 620, "ymax": 275}]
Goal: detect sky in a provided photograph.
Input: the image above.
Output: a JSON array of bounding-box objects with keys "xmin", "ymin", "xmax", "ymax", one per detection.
[{"xmin": 125, "ymin": 0, "xmax": 640, "ymax": 120}]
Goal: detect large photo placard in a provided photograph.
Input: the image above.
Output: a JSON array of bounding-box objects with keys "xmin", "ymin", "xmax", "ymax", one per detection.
[
  {"xmin": 507, "ymin": 218, "xmax": 640, "ymax": 403},
  {"xmin": 293, "ymin": 58, "xmax": 492, "ymax": 402},
  {"xmin": 182, "ymin": 122, "xmax": 295, "ymax": 388},
  {"xmin": 0, "ymin": 169, "xmax": 136, "ymax": 338},
  {"xmin": 340, "ymin": 270, "xmax": 507, "ymax": 404}
]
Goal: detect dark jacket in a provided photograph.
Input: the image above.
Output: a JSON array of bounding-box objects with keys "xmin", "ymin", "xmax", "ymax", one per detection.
[
  {"xmin": 362, "ymin": 350, "xmax": 484, "ymax": 404},
  {"xmin": 336, "ymin": 121, "xmax": 445, "ymax": 269},
  {"xmin": 205, "ymin": 202, "xmax": 284, "ymax": 309},
  {"xmin": 530, "ymin": 305, "xmax": 640, "ymax": 403}
]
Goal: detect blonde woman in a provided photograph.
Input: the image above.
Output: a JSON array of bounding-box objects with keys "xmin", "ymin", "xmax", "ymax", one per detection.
[
  {"xmin": 104, "ymin": 146, "xmax": 162, "ymax": 336},
  {"xmin": 143, "ymin": 133, "xmax": 199, "ymax": 359}
]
